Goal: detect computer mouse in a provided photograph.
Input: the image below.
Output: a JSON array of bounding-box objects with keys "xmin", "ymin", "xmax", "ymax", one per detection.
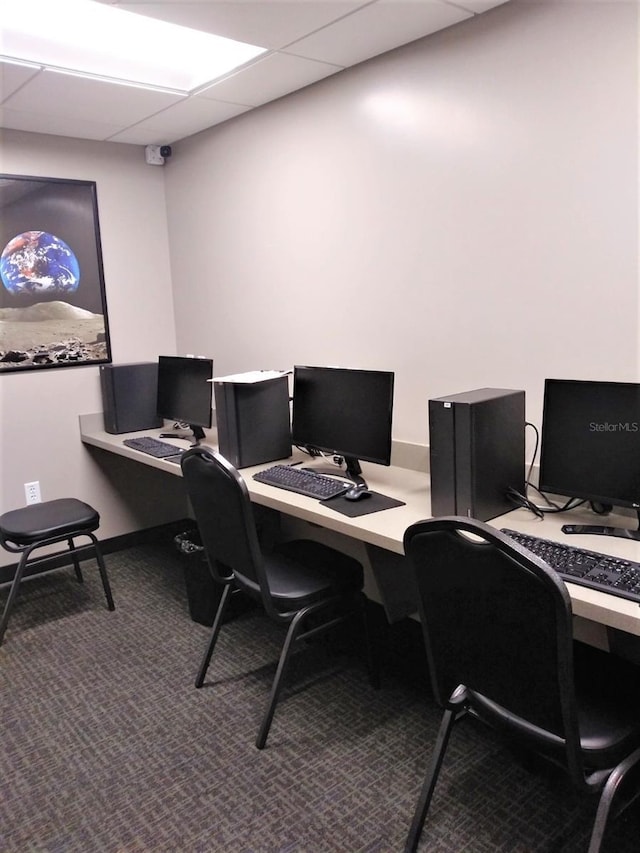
[{"xmin": 344, "ymin": 486, "xmax": 372, "ymax": 501}]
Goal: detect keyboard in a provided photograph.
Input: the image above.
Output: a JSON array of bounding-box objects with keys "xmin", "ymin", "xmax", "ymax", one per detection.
[
  {"xmin": 252, "ymin": 464, "xmax": 350, "ymax": 500},
  {"xmin": 501, "ymin": 528, "xmax": 640, "ymax": 604},
  {"xmin": 123, "ymin": 436, "xmax": 185, "ymax": 458}
]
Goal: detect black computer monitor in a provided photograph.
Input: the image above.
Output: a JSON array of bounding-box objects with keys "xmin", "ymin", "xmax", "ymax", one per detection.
[
  {"xmin": 538, "ymin": 378, "xmax": 640, "ymax": 541},
  {"xmin": 156, "ymin": 355, "xmax": 213, "ymax": 444},
  {"xmin": 291, "ymin": 365, "xmax": 394, "ymax": 484}
]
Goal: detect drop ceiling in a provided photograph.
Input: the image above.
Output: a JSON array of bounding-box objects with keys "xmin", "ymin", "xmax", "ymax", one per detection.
[{"xmin": 0, "ymin": 0, "xmax": 509, "ymax": 146}]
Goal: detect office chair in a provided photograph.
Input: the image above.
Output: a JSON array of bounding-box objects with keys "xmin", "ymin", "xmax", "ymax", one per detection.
[
  {"xmin": 180, "ymin": 446, "xmax": 378, "ymax": 749},
  {"xmin": 0, "ymin": 498, "xmax": 115, "ymax": 646},
  {"xmin": 402, "ymin": 516, "xmax": 640, "ymax": 853}
]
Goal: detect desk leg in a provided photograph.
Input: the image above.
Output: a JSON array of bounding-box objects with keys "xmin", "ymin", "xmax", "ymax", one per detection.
[
  {"xmin": 253, "ymin": 505, "xmax": 283, "ymax": 550},
  {"xmin": 365, "ymin": 545, "xmax": 418, "ymax": 624}
]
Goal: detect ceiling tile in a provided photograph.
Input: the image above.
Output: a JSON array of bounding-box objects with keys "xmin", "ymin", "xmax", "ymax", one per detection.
[
  {"xmin": 286, "ymin": 0, "xmax": 472, "ymax": 67},
  {"xmin": 0, "ymin": 105, "xmax": 126, "ymax": 141},
  {"xmin": 3, "ymin": 69, "xmax": 184, "ymax": 126},
  {"xmin": 449, "ymin": 0, "xmax": 510, "ymax": 12},
  {"xmin": 0, "ymin": 61, "xmax": 42, "ymax": 102},
  {"xmin": 108, "ymin": 97, "xmax": 251, "ymax": 144},
  {"xmin": 197, "ymin": 52, "xmax": 343, "ymax": 108},
  {"xmin": 3, "ymin": 0, "xmax": 511, "ymax": 144},
  {"xmin": 109, "ymin": 1, "xmax": 369, "ymax": 49}
]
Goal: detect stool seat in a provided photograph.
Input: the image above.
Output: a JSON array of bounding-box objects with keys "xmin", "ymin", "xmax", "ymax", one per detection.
[
  {"xmin": 0, "ymin": 497, "xmax": 114, "ymax": 646},
  {"xmin": 0, "ymin": 499, "xmax": 100, "ymax": 546}
]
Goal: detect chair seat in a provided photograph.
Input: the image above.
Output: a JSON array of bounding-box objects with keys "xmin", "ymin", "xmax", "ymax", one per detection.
[
  {"xmin": 470, "ymin": 678, "xmax": 640, "ymax": 773},
  {"xmin": 574, "ymin": 642, "xmax": 640, "ymax": 769},
  {"xmin": 0, "ymin": 498, "xmax": 100, "ymax": 546},
  {"xmin": 464, "ymin": 641, "xmax": 640, "ymax": 771},
  {"xmin": 237, "ymin": 540, "xmax": 364, "ymax": 610}
]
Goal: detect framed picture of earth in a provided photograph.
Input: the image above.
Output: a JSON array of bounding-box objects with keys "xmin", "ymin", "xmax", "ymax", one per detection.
[{"xmin": 0, "ymin": 173, "xmax": 112, "ymax": 373}]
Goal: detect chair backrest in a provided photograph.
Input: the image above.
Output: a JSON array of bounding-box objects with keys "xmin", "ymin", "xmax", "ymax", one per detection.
[
  {"xmin": 404, "ymin": 516, "xmax": 584, "ymax": 772},
  {"xmin": 181, "ymin": 447, "xmax": 271, "ymax": 608}
]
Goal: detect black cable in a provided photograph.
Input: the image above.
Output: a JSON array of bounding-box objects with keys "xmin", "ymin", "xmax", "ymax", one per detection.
[
  {"xmin": 509, "ymin": 421, "xmax": 586, "ymax": 518},
  {"xmin": 507, "ymin": 484, "xmax": 584, "ymax": 517},
  {"xmin": 506, "ymin": 487, "xmax": 545, "ymax": 519},
  {"xmin": 524, "ymin": 420, "xmax": 539, "ymax": 491},
  {"xmin": 294, "ymin": 444, "xmax": 321, "ymax": 458}
]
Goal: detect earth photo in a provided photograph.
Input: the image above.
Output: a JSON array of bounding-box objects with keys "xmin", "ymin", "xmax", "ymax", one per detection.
[{"xmin": 0, "ymin": 230, "xmax": 80, "ymax": 296}]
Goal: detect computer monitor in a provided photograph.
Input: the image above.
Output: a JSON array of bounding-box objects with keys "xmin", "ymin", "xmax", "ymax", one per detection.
[
  {"xmin": 156, "ymin": 355, "xmax": 213, "ymax": 444},
  {"xmin": 291, "ymin": 365, "xmax": 394, "ymax": 484},
  {"xmin": 538, "ymin": 378, "xmax": 640, "ymax": 541}
]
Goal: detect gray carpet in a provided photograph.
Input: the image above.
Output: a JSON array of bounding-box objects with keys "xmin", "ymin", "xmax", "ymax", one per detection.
[{"xmin": 2, "ymin": 540, "xmax": 640, "ymax": 852}]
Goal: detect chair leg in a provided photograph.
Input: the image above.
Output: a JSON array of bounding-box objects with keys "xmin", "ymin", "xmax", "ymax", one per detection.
[
  {"xmin": 405, "ymin": 705, "xmax": 458, "ymax": 853},
  {"xmin": 195, "ymin": 583, "xmax": 233, "ymax": 688},
  {"xmin": 0, "ymin": 548, "xmax": 33, "ymax": 646},
  {"xmin": 255, "ymin": 608, "xmax": 307, "ymax": 750},
  {"xmin": 68, "ymin": 538, "xmax": 84, "ymax": 583},
  {"xmin": 89, "ymin": 534, "xmax": 115, "ymax": 611},
  {"xmin": 588, "ymin": 747, "xmax": 640, "ymax": 853}
]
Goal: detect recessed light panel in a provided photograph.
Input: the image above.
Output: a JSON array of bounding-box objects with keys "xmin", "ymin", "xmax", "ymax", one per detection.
[{"xmin": 2, "ymin": 0, "xmax": 267, "ymax": 93}]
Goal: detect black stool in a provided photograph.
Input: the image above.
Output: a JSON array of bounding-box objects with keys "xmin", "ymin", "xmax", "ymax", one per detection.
[{"xmin": 0, "ymin": 498, "xmax": 115, "ymax": 645}]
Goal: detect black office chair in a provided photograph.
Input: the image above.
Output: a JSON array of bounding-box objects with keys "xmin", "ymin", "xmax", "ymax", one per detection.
[
  {"xmin": 181, "ymin": 446, "xmax": 378, "ymax": 749},
  {"xmin": 402, "ymin": 516, "xmax": 640, "ymax": 853},
  {"xmin": 0, "ymin": 498, "xmax": 115, "ymax": 646}
]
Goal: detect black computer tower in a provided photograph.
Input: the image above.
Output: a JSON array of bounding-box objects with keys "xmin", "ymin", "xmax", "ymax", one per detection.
[
  {"xmin": 214, "ymin": 374, "xmax": 291, "ymax": 468},
  {"xmin": 100, "ymin": 362, "xmax": 163, "ymax": 434},
  {"xmin": 428, "ymin": 387, "xmax": 525, "ymax": 522}
]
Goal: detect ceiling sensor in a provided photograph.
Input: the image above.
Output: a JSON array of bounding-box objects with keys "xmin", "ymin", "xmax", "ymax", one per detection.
[{"xmin": 145, "ymin": 145, "xmax": 172, "ymax": 166}]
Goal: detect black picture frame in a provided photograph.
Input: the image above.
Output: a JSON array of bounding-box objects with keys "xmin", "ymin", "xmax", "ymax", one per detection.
[{"xmin": 0, "ymin": 173, "xmax": 112, "ymax": 373}]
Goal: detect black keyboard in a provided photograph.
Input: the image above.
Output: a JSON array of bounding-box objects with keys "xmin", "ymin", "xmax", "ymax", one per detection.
[
  {"xmin": 253, "ymin": 465, "xmax": 350, "ymax": 500},
  {"xmin": 123, "ymin": 436, "xmax": 185, "ymax": 458},
  {"xmin": 501, "ymin": 528, "xmax": 640, "ymax": 604}
]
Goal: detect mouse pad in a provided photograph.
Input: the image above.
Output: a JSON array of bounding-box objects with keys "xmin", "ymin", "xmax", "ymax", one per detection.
[{"xmin": 321, "ymin": 491, "xmax": 405, "ymax": 517}]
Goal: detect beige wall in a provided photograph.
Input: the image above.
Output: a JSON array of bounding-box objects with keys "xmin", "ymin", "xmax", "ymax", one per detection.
[
  {"xmin": 0, "ymin": 133, "xmax": 185, "ymax": 566},
  {"xmin": 0, "ymin": 0, "xmax": 638, "ymax": 565},
  {"xmin": 164, "ymin": 0, "xmax": 639, "ymax": 446}
]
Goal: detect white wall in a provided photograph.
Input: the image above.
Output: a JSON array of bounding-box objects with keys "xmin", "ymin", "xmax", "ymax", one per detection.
[
  {"xmin": 164, "ymin": 0, "xmax": 639, "ymax": 448},
  {"xmin": 0, "ymin": 132, "xmax": 184, "ymax": 566}
]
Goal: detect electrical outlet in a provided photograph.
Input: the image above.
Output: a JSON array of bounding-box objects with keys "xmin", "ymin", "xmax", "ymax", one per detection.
[{"xmin": 25, "ymin": 481, "xmax": 41, "ymax": 504}]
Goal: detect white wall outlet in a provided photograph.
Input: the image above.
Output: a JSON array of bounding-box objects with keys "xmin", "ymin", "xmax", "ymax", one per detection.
[{"xmin": 25, "ymin": 481, "xmax": 41, "ymax": 504}]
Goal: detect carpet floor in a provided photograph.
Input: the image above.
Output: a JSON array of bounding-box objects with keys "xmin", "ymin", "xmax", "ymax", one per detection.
[{"xmin": 2, "ymin": 539, "xmax": 640, "ymax": 852}]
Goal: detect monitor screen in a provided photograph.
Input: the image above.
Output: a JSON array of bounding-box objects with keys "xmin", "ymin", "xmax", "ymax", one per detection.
[
  {"xmin": 291, "ymin": 365, "xmax": 394, "ymax": 480},
  {"xmin": 539, "ymin": 378, "xmax": 640, "ymax": 515},
  {"xmin": 156, "ymin": 355, "xmax": 213, "ymax": 442}
]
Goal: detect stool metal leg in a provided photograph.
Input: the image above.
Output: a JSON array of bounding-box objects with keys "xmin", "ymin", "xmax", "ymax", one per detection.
[
  {"xmin": 89, "ymin": 533, "xmax": 115, "ymax": 611},
  {"xmin": 68, "ymin": 538, "xmax": 85, "ymax": 583},
  {"xmin": 0, "ymin": 545, "xmax": 34, "ymax": 646}
]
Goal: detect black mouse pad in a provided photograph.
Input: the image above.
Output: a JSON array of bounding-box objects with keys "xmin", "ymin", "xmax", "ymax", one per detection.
[{"xmin": 321, "ymin": 491, "xmax": 405, "ymax": 517}]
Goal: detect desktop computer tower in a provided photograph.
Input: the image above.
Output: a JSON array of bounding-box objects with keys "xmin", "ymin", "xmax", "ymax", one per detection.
[
  {"xmin": 428, "ymin": 387, "xmax": 525, "ymax": 522},
  {"xmin": 100, "ymin": 362, "xmax": 163, "ymax": 434},
  {"xmin": 214, "ymin": 374, "xmax": 291, "ymax": 468}
]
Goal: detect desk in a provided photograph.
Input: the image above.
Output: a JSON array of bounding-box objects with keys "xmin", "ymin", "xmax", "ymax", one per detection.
[{"xmin": 79, "ymin": 413, "xmax": 640, "ymax": 642}]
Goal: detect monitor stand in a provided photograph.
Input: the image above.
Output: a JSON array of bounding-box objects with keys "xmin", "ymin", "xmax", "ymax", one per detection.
[
  {"xmin": 302, "ymin": 455, "xmax": 367, "ymax": 487},
  {"xmin": 159, "ymin": 424, "xmax": 206, "ymax": 446},
  {"xmin": 561, "ymin": 509, "xmax": 640, "ymax": 542},
  {"xmin": 188, "ymin": 425, "xmax": 206, "ymax": 446}
]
